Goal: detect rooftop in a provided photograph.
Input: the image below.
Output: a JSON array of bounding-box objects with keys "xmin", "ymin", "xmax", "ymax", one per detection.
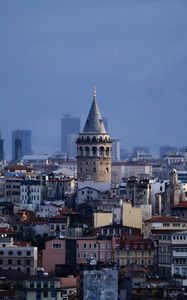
[{"xmin": 145, "ymin": 215, "xmax": 187, "ymax": 223}]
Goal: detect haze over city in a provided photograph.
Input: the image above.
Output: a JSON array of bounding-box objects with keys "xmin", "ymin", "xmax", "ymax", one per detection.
[{"xmin": 1, "ymin": 1, "xmax": 187, "ymax": 158}]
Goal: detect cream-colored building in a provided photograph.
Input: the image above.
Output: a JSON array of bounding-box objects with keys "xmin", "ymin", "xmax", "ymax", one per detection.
[
  {"xmin": 93, "ymin": 212, "xmax": 112, "ymax": 228},
  {"xmin": 93, "ymin": 201, "xmax": 143, "ymax": 230},
  {"xmin": 113, "ymin": 236, "xmax": 154, "ymax": 267},
  {"xmin": 143, "ymin": 215, "xmax": 187, "ymax": 238},
  {"xmin": 122, "ymin": 202, "xmax": 142, "ymax": 229}
]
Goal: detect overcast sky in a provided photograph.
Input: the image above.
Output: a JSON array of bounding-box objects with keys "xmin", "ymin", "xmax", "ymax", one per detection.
[{"xmin": 0, "ymin": 0, "xmax": 187, "ymax": 158}]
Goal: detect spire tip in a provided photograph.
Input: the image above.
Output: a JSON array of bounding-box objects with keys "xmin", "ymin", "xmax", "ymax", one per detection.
[{"xmin": 93, "ymin": 86, "xmax": 96, "ymax": 99}]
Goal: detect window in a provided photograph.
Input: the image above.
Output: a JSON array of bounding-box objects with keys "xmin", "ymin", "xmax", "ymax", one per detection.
[
  {"xmin": 43, "ymin": 291, "xmax": 48, "ymax": 298},
  {"xmin": 26, "ymin": 267, "xmax": 30, "ymax": 274},
  {"xmin": 26, "ymin": 251, "xmax": 31, "ymax": 256},
  {"xmin": 0, "ymin": 251, "xmax": 4, "ymax": 255},
  {"xmin": 17, "ymin": 251, "xmax": 22, "ymax": 256},
  {"xmin": 37, "ymin": 282, "xmax": 41, "ymax": 288},
  {"xmin": 0, "ymin": 259, "xmax": 3, "ymax": 264},
  {"xmin": 51, "ymin": 291, "xmax": 56, "ymax": 297},
  {"xmin": 26, "ymin": 259, "xmax": 30, "ymax": 265},
  {"xmin": 17, "ymin": 259, "xmax": 21, "ymax": 265},
  {"xmin": 8, "ymin": 259, "xmax": 12, "ymax": 265},
  {"xmin": 52, "ymin": 243, "xmax": 62, "ymax": 249},
  {"xmin": 44, "ymin": 282, "xmax": 48, "ymax": 288},
  {"xmin": 84, "ymin": 244, "xmax": 87, "ymax": 249},
  {"xmin": 50, "ymin": 282, "xmax": 55, "ymax": 289}
]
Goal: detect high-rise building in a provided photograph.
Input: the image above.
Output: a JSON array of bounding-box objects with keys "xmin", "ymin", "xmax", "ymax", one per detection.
[
  {"xmin": 77, "ymin": 88, "xmax": 112, "ymax": 183},
  {"xmin": 133, "ymin": 146, "xmax": 149, "ymax": 154},
  {"xmin": 112, "ymin": 139, "xmax": 121, "ymax": 161},
  {"xmin": 67, "ymin": 133, "xmax": 79, "ymax": 158},
  {"xmin": 159, "ymin": 145, "xmax": 178, "ymax": 158},
  {"xmin": 0, "ymin": 130, "xmax": 4, "ymax": 161},
  {"xmin": 12, "ymin": 130, "xmax": 32, "ymax": 162},
  {"xmin": 61, "ymin": 115, "xmax": 80, "ymax": 154}
]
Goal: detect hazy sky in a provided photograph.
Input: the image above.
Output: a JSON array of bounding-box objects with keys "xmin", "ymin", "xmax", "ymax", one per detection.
[{"xmin": 0, "ymin": 1, "xmax": 187, "ymax": 158}]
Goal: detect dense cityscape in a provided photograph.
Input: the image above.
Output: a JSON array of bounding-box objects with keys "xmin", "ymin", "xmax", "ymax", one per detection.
[
  {"xmin": 1, "ymin": 0, "xmax": 187, "ymax": 299},
  {"xmin": 0, "ymin": 89, "xmax": 187, "ymax": 299}
]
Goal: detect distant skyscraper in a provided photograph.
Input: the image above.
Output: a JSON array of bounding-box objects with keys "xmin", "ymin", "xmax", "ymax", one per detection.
[
  {"xmin": 112, "ymin": 139, "xmax": 121, "ymax": 161},
  {"xmin": 61, "ymin": 115, "xmax": 80, "ymax": 154},
  {"xmin": 12, "ymin": 130, "xmax": 32, "ymax": 162},
  {"xmin": 67, "ymin": 133, "xmax": 79, "ymax": 158},
  {"xmin": 133, "ymin": 146, "xmax": 149, "ymax": 154},
  {"xmin": 159, "ymin": 145, "xmax": 178, "ymax": 158},
  {"xmin": 0, "ymin": 130, "xmax": 4, "ymax": 161}
]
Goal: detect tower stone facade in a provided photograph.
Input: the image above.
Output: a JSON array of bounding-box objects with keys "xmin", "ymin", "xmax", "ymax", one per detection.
[{"xmin": 77, "ymin": 89, "xmax": 112, "ymax": 183}]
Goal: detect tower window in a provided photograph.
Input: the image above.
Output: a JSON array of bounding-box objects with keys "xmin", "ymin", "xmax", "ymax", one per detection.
[
  {"xmin": 92, "ymin": 146, "xmax": 97, "ymax": 156},
  {"xmin": 99, "ymin": 146, "xmax": 104, "ymax": 156},
  {"xmin": 106, "ymin": 167, "xmax": 109, "ymax": 173},
  {"xmin": 85, "ymin": 146, "xmax": 90, "ymax": 156},
  {"xmin": 106, "ymin": 147, "xmax": 110, "ymax": 156}
]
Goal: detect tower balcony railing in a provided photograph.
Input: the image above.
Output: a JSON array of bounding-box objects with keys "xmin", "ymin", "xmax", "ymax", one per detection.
[{"xmin": 76, "ymin": 138, "xmax": 112, "ymax": 144}]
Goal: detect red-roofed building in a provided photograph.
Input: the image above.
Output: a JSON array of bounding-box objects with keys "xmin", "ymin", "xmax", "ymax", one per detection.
[
  {"xmin": 113, "ymin": 236, "xmax": 154, "ymax": 268},
  {"xmin": 143, "ymin": 215, "xmax": 187, "ymax": 238}
]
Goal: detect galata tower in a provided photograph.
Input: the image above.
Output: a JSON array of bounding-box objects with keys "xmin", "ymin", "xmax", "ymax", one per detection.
[{"xmin": 77, "ymin": 88, "xmax": 112, "ymax": 183}]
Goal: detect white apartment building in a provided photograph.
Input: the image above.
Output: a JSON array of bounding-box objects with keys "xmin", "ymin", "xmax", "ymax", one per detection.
[
  {"xmin": 0, "ymin": 237, "xmax": 37, "ymax": 275},
  {"xmin": 20, "ymin": 180, "xmax": 43, "ymax": 212}
]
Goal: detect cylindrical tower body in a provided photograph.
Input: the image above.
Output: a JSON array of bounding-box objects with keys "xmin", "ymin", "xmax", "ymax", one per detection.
[{"xmin": 77, "ymin": 133, "xmax": 112, "ymax": 182}]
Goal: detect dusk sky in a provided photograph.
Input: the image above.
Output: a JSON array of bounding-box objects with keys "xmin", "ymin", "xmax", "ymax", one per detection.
[{"xmin": 0, "ymin": 1, "xmax": 187, "ymax": 158}]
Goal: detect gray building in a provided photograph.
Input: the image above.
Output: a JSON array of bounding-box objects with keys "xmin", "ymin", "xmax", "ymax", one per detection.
[
  {"xmin": 61, "ymin": 115, "xmax": 80, "ymax": 154},
  {"xmin": 0, "ymin": 130, "xmax": 4, "ymax": 161},
  {"xmin": 159, "ymin": 145, "xmax": 178, "ymax": 158},
  {"xmin": 12, "ymin": 129, "xmax": 32, "ymax": 161},
  {"xmin": 133, "ymin": 146, "xmax": 149, "ymax": 154},
  {"xmin": 112, "ymin": 139, "xmax": 121, "ymax": 161},
  {"xmin": 83, "ymin": 268, "xmax": 118, "ymax": 300}
]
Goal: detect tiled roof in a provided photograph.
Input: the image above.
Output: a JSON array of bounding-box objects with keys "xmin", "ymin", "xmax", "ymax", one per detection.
[
  {"xmin": 172, "ymin": 201, "xmax": 187, "ymax": 208},
  {"xmin": 145, "ymin": 215, "xmax": 187, "ymax": 223}
]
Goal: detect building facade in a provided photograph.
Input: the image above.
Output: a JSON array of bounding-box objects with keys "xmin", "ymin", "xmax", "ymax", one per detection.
[{"xmin": 0, "ymin": 237, "xmax": 37, "ymax": 275}]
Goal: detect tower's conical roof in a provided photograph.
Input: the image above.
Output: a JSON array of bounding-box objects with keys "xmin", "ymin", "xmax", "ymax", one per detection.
[{"xmin": 83, "ymin": 88, "xmax": 107, "ymax": 134}]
